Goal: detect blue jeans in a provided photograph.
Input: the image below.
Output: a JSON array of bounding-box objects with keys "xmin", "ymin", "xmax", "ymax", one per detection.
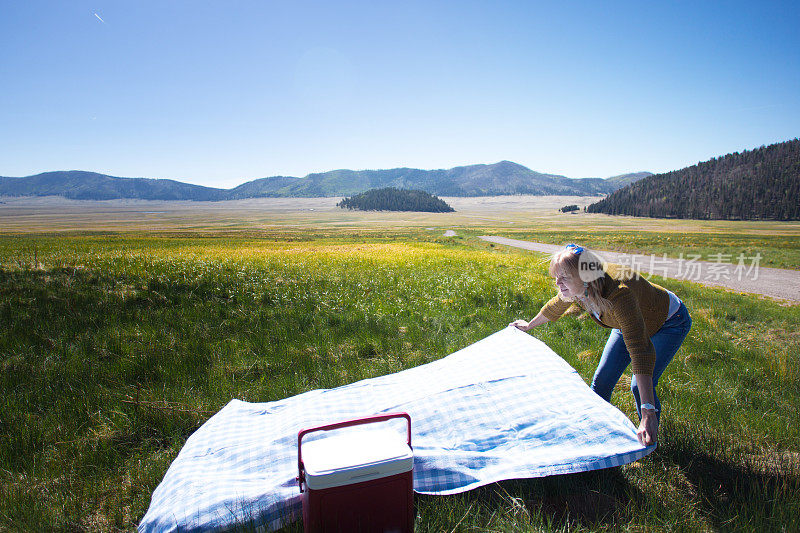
[{"xmin": 590, "ymin": 302, "xmax": 692, "ymax": 419}]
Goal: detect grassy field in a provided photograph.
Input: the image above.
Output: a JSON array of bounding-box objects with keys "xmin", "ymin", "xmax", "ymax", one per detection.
[
  {"xmin": 1, "ymin": 231, "xmax": 799, "ymax": 532},
  {"xmin": 461, "ymin": 229, "xmax": 800, "ymax": 271}
]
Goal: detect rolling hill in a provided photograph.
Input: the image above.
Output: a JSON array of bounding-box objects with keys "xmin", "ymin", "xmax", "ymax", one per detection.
[
  {"xmin": 587, "ymin": 139, "xmax": 800, "ymax": 220},
  {"xmin": 337, "ymin": 188, "xmax": 455, "ymax": 212},
  {"xmin": 0, "ymin": 171, "xmax": 228, "ymax": 201}
]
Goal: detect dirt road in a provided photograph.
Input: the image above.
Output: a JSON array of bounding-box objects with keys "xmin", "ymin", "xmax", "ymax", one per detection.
[{"xmin": 479, "ymin": 236, "xmax": 800, "ymax": 303}]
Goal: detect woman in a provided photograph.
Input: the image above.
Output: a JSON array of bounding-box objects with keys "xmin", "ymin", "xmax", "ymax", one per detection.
[{"xmin": 511, "ymin": 244, "xmax": 692, "ymax": 446}]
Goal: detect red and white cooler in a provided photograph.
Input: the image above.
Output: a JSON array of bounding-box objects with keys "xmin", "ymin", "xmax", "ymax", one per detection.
[{"xmin": 297, "ymin": 413, "xmax": 414, "ymax": 533}]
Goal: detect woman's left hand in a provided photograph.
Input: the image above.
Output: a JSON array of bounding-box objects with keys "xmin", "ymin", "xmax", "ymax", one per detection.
[
  {"xmin": 509, "ymin": 319, "xmax": 530, "ymax": 331},
  {"xmin": 637, "ymin": 411, "xmax": 658, "ymax": 446}
]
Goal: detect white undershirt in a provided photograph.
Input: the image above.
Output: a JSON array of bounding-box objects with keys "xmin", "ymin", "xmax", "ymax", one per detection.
[{"xmin": 665, "ymin": 289, "xmax": 681, "ymax": 319}]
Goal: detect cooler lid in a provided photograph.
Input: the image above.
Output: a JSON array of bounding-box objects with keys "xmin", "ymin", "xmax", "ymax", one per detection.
[{"xmin": 302, "ymin": 427, "xmax": 413, "ymax": 490}]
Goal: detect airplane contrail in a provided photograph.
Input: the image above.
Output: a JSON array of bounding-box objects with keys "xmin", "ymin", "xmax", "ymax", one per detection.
[{"xmin": 94, "ymin": 13, "xmax": 105, "ymax": 23}]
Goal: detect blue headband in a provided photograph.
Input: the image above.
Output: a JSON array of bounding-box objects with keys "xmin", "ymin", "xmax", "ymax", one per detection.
[{"xmin": 565, "ymin": 243, "xmax": 584, "ymax": 255}]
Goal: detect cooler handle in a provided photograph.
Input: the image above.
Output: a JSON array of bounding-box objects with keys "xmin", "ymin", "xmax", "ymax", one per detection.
[{"xmin": 296, "ymin": 412, "xmax": 412, "ymax": 492}]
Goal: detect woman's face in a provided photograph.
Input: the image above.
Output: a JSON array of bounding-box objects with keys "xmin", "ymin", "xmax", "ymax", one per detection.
[{"xmin": 554, "ymin": 266, "xmax": 584, "ymax": 298}]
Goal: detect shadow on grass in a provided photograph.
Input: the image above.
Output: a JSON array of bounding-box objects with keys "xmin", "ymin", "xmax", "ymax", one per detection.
[
  {"xmin": 520, "ymin": 468, "xmax": 643, "ymax": 528},
  {"xmin": 657, "ymin": 423, "xmax": 800, "ymax": 530},
  {"xmin": 414, "ymin": 467, "xmax": 643, "ymax": 531}
]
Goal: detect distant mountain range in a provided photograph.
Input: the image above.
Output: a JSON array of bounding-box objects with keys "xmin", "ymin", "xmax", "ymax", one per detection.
[
  {"xmin": 0, "ymin": 163, "xmax": 651, "ymax": 201},
  {"xmin": 603, "ymin": 172, "xmax": 654, "ymax": 188},
  {"xmin": 588, "ymin": 138, "xmax": 800, "ymax": 220}
]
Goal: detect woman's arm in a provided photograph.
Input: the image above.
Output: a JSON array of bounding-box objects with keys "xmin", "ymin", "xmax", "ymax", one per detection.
[
  {"xmin": 634, "ymin": 373, "xmax": 658, "ymax": 446},
  {"xmin": 510, "ymin": 311, "xmax": 550, "ymax": 331},
  {"xmin": 511, "ymin": 295, "xmax": 571, "ymax": 331},
  {"xmin": 607, "ymin": 289, "xmax": 659, "ymax": 445}
]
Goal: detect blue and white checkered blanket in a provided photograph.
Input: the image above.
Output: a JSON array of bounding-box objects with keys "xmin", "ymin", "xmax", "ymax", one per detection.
[{"xmin": 139, "ymin": 327, "xmax": 653, "ymax": 532}]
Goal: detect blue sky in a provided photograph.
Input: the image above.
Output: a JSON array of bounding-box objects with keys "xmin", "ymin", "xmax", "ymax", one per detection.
[{"xmin": 1, "ymin": 1, "xmax": 798, "ymax": 188}]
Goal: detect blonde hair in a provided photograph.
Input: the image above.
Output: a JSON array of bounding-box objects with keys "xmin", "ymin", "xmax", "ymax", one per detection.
[{"xmin": 549, "ymin": 246, "xmax": 611, "ymax": 315}]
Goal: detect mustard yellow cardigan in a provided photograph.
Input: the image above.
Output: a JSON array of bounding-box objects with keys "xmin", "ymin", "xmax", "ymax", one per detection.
[{"xmin": 539, "ymin": 265, "xmax": 670, "ymax": 375}]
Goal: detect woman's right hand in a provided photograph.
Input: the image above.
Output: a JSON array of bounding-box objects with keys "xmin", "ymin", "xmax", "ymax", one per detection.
[{"xmin": 510, "ymin": 319, "xmax": 530, "ymax": 331}]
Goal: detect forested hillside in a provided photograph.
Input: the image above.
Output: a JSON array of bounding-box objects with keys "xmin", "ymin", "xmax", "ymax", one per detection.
[
  {"xmin": 337, "ymin": 188, "xmax": 454, "ymax": 212},
  {"xmin": 0, "ymin": 171, "xmax": 228, "ymax": 201},
  {"xmin": 587, "ymin": 139, "xmax": 800, "ymax": 220}
]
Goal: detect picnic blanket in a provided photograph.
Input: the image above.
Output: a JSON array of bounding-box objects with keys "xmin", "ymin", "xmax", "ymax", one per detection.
[{"xmin": 139, "ymin": 326, "xmax": 653, "ymax": 532}]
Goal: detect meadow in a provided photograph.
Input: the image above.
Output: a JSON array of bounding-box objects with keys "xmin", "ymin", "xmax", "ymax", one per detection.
[
  {"xmin": 463, "ymin": 229, "xmax": 800, "ymax": 271},
  {"xmin": 1, "ymin": 197, "xmax": 799, "ymax": 532}
]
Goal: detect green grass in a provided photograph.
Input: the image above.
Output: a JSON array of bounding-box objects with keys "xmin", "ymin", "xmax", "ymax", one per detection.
[
  {"xmin": 1, "ymin": 235, "xmax": 798, "ymax": 531},
  {"xmin": 460, "ymin": 229, "xmax": 800, "ymax": 271}
]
